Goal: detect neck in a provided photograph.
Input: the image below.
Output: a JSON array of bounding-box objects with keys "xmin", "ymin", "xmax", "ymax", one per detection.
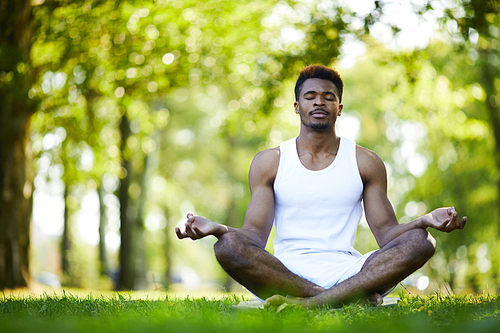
[{"xmin": 297, "ymin": 127, "xmax": 339, "ymax": 155}]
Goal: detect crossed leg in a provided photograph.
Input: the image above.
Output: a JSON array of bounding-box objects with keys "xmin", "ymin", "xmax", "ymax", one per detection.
[
  {"xmin": 214, "ymin": 231, "xmax": 325, "ymax": 299},
  {"xmin": 286, "ymin": 228, "xmax": 436, "ymax": 308},
  {"xmin": 214, "ymin": 228, "xmax": 436, "ymax": 308}
]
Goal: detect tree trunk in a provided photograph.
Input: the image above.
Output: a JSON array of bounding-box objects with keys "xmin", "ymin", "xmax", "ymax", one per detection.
[
  {"xmin": 0, "ymin": 0, "xmax": 35, "ymax": 289},
  {"xmin": 471, "ymin": 1, "xmax": 500, "ymax": 236},
  {"xmin": 0, "ymin": 115, "xmax": 33, "ymax": 289},
  {"xmin": 468, "ymin": 0, "xmax": 500, "ymax": 290},
  {"xmin": 118, "ymin": 112, "xmax": 135, "ymax": 290},
  {"xmin": 134, "ymin": 154, "xmax": 149, "ymax": 290},
  {"xmin": 164, "ymin": 207, "xmax": 171, "ymax": 290},
  {"xmin": 98, "ymin": 184, "xmax": 108, "ymax": 277},
  {"xmin": 61, "ymin": 183, "xmax": 71, "ymax": 278},
  {"xmin": 480, "ymin": 58, "xmax": 500, "ymax": 234}
]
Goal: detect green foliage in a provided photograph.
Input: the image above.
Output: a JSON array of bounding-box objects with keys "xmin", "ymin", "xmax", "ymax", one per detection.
[
  {"xmin": 389, "ymin": 1, "xmax": 500, "ymax": 292},
  {"xmin": 24, "ymin": 0, "xmax": 500, "ymax": 293},
  {"xmin": 0, "ymin": 293, "xmax": 499, "ymax": 332},
  {"xmin": 27, "ymin": 0, "xmax": 373, "ymax": 289}
]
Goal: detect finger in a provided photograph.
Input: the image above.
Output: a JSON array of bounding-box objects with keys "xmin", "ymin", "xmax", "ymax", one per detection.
[
  {"xmin": 185, "ymin": 225, "xmax": 198, "ymax": 239},
  {"xmin": 439, "ymin": 218, "xmax": 451, "ymax": 229},
  {"xmin": 192, "ymin": 225, "xmax": 202, "ymax": 236},
  {"xmin": 448, "ymin": 214, "xmax": 460, "ymax": 229},
  {"xmin": 190, "ymin": 227, "xmax": 199, "ymax": 238},
  {"xmin": 450, "ymin": 211, "xmax": 463, "ymax": 229},
  {"xmin": 447, "ymin": 215, "xmax": 466, "ymax": 231},
  {"xmin": 175, "ymin": 227, "xmax": 188, "ymax": 239},
  {"xmin": 449, "ymin": 211, "xmax": 459, "ymax": 228},
  {"xmin": 433, "ymin": 221, "xmax": 450, "ymax": 233},
  {"xmin": 184, "ymin": 223, "xmax": 191, "ymax": 235},
  {"xmin": 446, "ymin": 207, "xmax": 455, "ymax": 216},
  {"xmin": 459, "ymin": 216, "xmax": 467, "ymax": 229},
  {"xmin": 185, "ymin": 214, "xmax": 193, "ymax": 229}
]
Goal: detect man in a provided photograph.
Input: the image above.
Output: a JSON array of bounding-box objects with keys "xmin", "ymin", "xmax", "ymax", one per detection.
[{"xmin": 176, "ymin": 65, "xmax": 466, "ymax": 308}]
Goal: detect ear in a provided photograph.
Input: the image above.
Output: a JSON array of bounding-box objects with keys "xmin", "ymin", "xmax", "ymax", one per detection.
[
  {"xmin": 338, "ymin": 104, "xmax": 343, "ymax": 116},
  {"xmin": 294, "ymin": 101, "xmax": 299, "ymax": 114}
]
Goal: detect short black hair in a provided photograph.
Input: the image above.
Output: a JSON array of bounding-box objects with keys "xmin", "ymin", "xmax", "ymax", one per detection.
[{"xmin": 294, "ymin": 65, "xmax": 343, "ymax": 103}]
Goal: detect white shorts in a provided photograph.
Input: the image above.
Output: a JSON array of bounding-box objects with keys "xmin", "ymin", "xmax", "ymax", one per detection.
[
  {"xmin": 249, "ymin": 249, "xmax": 396, "ymax": 302},
  {"xmin": 279, "ymin": 249, "xmax": 377, "ymax": 289}
]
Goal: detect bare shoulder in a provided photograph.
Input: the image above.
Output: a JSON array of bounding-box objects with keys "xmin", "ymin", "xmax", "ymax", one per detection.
[
  {"xmin": 249, "ymin": 147, "xmax": 280, "ymax": 187},
  {"xmin": 356, "ymin": 145, "xmax": 386, "ymax": 185}
]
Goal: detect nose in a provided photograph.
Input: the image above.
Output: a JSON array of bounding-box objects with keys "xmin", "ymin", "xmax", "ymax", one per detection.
[{"xmin": 313, "ymin": 96, "xmax": 325, "ymax": 106}]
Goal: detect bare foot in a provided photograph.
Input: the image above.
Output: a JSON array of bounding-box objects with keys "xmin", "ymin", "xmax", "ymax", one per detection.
[
  {"xmin": 265, "ymin": 293, "xmax": 383, "ymax": 309},
  {"xmin": 264, "ymin": 295, "xmax": 304, "ymax": 309}
]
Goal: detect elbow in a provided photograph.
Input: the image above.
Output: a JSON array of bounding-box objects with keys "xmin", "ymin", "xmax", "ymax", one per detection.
[
  {"xmin": 374, "ymin": 232, "xmax": 391, "ymax": 249},
  {"xmin": 376, "ymin": 239, "xmax": 388, "ymax": 249},
  {"xmin": 375, "ymin": 231, "xmax": 397, "ymax": 248},
  {"xmin": 241, "ymin": 227, "xmax": 269, "ymax": 248}
]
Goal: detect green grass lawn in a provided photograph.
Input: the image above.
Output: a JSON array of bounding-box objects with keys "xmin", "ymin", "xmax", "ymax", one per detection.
[{"xmin": 0, "ymin": 292, "xmax": 499, "ymax": 332}]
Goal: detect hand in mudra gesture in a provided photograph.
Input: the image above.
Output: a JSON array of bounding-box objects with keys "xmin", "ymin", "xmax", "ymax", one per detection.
[
  {"xmin": 175, "ymin": 213, "xmax": 227, "ymax": 240},
  {"xmin": 422, "ymin": 207, "xmax": 467, "ymax": 233}
]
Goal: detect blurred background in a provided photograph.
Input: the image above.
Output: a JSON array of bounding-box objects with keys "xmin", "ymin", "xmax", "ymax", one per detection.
[{"xmin": 1, "ymin": 0, "xmax": 499, "ymax": 296}]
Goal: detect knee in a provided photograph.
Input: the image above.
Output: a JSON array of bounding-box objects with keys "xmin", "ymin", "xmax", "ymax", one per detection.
[
  {"xmin": 407, "ymin": 228, "xmax": 436, "ymax": 263},
  {"xmin": 213, "ymin": 232, "xmax": 246, "ymax": 268}
]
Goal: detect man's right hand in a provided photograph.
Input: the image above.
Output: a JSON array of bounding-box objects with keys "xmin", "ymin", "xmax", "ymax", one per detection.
[{"xmin": 175, "ymin": 213, "xmax": 228, "ymax": 240}]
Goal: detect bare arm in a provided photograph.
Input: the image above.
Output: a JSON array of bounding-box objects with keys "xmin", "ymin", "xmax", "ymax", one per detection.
[
  {"xmin": 358, "ymin": 146, "xmax": 466, "ymax": 248},
  {"xmin": 176, "ymin": 148, "xmax": 279, "ymax": 248}
]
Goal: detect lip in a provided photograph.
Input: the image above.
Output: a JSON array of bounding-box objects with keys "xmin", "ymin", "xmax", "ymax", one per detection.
[{"xmin": 310, "ymin": 108, "xmax": 329, "ymax": 118}]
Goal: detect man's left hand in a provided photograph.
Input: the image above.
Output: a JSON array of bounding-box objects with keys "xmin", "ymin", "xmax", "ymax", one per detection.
[{"xmin": 422, "ymin": 207, "xmax": 467, "ymax": 232}]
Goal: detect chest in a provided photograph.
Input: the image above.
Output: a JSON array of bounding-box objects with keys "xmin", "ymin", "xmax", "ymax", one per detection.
[
  {"xmin": 275, "ymin": 166, "xmax": 363, "ymax": 210},
  {"xmin": 298, "ymin": 153, "xmax": 337, "ymax": 171}
]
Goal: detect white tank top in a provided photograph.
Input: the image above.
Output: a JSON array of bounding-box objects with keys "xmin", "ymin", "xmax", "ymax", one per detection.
[{"xmin": 273, "ymin": 137, "xmax": 364, "ymax": 262}]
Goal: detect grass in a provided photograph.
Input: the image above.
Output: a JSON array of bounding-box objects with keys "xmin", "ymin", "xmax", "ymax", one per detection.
[{"xmin": 0, "ymin": 291, "xmax": 499, "ymax": 332}]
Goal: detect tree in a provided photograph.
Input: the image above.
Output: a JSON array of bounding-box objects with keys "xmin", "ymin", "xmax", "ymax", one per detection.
[
  {"xmin": 424, "ymin": 0, "xmax": 500, "ymax": 291},
  {"xmin": 346, "ymin": 0, "xmax": 500, "ymax": 292},
  {"xmin": 6, "ymin": 0, "xmax": 448, "ymax": 292},
  {"xmin": 0, "ymin": 0, "xmax": 36, "ymax": 289}
]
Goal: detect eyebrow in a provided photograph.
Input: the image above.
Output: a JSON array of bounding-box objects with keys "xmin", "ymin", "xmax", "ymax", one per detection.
[{"xmin": 303, "ymin": 90, "xmax": 337, "ymax": 97}]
